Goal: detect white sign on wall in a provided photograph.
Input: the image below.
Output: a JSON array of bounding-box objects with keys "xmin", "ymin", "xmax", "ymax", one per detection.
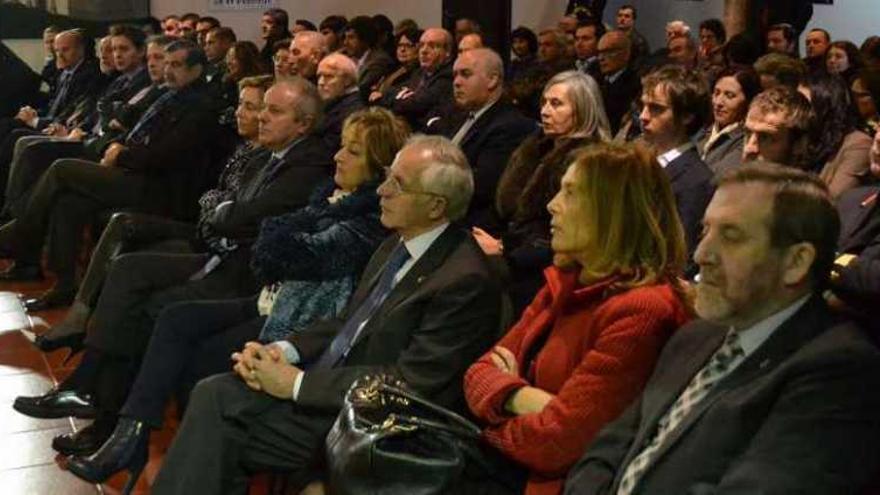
[{"xmin": 209, "ymin": 0, "xmax": 278, "ymax": 11}]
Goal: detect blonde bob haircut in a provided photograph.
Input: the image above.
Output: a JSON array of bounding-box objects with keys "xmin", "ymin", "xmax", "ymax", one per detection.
[
  {"xmin": 341, "ymin": 107, "xmax": 411, "ymax": 179},
  {"xmin": 568, "ymin": 141, "xmax": 687, "ymax": 288},
  {"xmin": 543, "ymin": 70, "xmax": 612, "ymax": 141}
]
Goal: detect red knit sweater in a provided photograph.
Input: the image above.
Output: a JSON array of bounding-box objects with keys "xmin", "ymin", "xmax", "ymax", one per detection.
[{"xmin": 464, "ymin": 266, "xmax": 690, "ymax": 495}]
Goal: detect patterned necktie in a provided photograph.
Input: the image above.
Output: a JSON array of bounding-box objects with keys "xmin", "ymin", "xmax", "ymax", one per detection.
[
  {"xmin": 308, "ymin": 243, "xmax": 411, "ymax": 370},
  {"xmin": 616, "ymin": 329, "xmax": 745, "ymax": 495}
]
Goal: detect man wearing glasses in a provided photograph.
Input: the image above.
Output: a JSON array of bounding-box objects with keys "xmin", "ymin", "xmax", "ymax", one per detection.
[
  {"xmin": 151, "ymin": 135, "xmax": 504, "ymax": 495},
  {"xmin": 389, "ymin": 27, "xmax": 454, "ymax": 129}
]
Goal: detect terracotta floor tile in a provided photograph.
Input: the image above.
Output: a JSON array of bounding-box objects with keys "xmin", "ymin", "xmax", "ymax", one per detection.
[
  {"xmin": 0, "ymin": 463, "xmax": 98, "ymax": 494},
  {"xmin": 0, "ymin": 347, "xmax": 49, "ymax": 376}
]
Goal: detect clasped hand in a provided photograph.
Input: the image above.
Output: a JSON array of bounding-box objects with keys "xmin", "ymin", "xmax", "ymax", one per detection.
[{"xmin": 232, "ymin": 341, "xmax": 302, "ymax": 400}]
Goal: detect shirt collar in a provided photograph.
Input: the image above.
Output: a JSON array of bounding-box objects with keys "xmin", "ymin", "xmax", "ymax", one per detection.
[
  {"xmin": 401, "ymin": 222, "xmax": 449, "ymax": 263},
  {"xmin": 606, "ymin": 68, "xmax": 625, "ymax": 84},
  {"xmin": 470, "ymin": 96, "xmax": 499, "ymax": 122},
  {"xmin": 271, "ymin": 136, "xmax": 304, "ymax": 161},
  {"xmin": 657, "ymin": 141, "xmax": 695, "ymax": 167},
  {"xmin": 357, "ymin": 49, "xmax": 370, "ymax": 69},
  {"xmin": 734, "ymin": 294, "xmax": 811, "ymax": 356}
]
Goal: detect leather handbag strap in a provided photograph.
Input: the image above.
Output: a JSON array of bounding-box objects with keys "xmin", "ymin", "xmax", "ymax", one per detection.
[{"xmin": 375, "ymin": 383, "xmax": 482, "ymax": 438}]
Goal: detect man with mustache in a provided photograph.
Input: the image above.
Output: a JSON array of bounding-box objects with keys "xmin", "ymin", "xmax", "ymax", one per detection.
[{"xmin": 564, "ymin": 163, "xmax": 880, "ymax": 495}]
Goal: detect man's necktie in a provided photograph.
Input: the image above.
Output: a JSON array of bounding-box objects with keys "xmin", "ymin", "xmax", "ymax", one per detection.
[
  {"xmin": 48, "ymin": 70, "xmax": 73, "ymax": 120},
  {"xmin": 616, "ymin": 329, "xmax": 744, "ymax": 495},
  {"xmin": 308, "ymin": 243, "xmax": 411, "ymax": 370}
]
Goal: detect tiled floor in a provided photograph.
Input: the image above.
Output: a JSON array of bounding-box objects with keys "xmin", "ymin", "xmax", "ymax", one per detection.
[
  {"xmin": 0, "ymin": 269, "xmax": 169, "ymax": 494},
  {"xmin": 0, "ymin": 266, "xmax": 275, "ymax": 495}
]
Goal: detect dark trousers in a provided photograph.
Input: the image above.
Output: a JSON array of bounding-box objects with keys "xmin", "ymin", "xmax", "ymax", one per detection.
[
  {"xmin": 121, "ymin": 297, "xmax": 263, "ymax": 427},
  {"xmin": 0, "ymin": 127, "xmax": 40, "ymax": 202},
  {"xmin": 2, "ymin": 158, "xmax": 145, "ymax": 288},
  {"xmin": 84, "ymin": 248, "xmax": 258, "ymax": 358},
  {"xmin": 3, "ymin": 135, "xmax": 88, "ymax": 219},
  {"xmin": 75, "ymin": 212, "xmax": 195, "ymax": 308},
  {"xmin": 151, "ymin": 372, "xmax": 335, "ymax": 495}
]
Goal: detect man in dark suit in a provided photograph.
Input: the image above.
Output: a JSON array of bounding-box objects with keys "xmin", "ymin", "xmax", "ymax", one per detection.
[
  {"xmin": 0, "ymin": 40, "xmax": 219, "ymax": 287},
  {"xmin": 597, "ymin": 30, "xmax": 641, "ymax": 136},
  {"xmin": 12, "ymin": 76, "xmax": 335, "ymax": 455},
  {"xmin": 639, "ymin": 64, "xmax": 714, "ymax": 274},
  {"xmin": 0, "ymin": 29, "xmax": 101, "ymax": 140},
  {"xmin": 386, "ymin": 27, "xmax": 454, "ymax": 129},
  {"xmin": 149, "ymin": 135, "xmax": 502, "ymax": 495},
  {"xmin": 343, "ymin": 15, "xmax": 394, "ymax": 102},
  {"xmin": 426, "ymin": 48, "xmax": 536, "ymax": 231},
  {"xmin": 314, "ymin": 53, "xmax": 364, "ymax": 152},
  {"xmin": 564, "ymin": 163, "xmax": 880, "ymax": 495},
  {"xmin": 574, "ymin": 21, "xmax": 604, "ymax": 81}
]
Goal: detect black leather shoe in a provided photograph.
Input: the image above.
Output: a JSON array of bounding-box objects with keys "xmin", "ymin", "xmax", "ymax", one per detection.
[
  {"xmin": 0, "ymin": 262, "xmax": 43, "ymax": 282},
  {"xmin": 24, "ymin": 288, "xmax": 76, "ymax": 312},
  {"xmin": 12, "ymin": 388, "xmax": 96, "ymax": 419},
  {"xmin": 52, "ymin": 420, "xmax": 115, "ymax": 456},
  {"xmin": 67, "ymin": 418, "xmax": 149, "ymax": 495}
]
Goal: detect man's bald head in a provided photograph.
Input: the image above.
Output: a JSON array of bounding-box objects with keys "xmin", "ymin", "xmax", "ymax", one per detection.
[
  {"xmin": 419, "ymin": 28, "xmax": 453, "ymax": 71},
  {"xmin": 458, "ymin": 33, "xmax": 483, "ymax": 53},
  {"xmin": 453, "ymin": 47, "xmax": 504, "ymax": 110},
  {"xmin": 597, "ymin": 30, "xmax": 631, "ymax": 75},
  {"xmin": 54, "ymin": 30, "xmax": 87, "ymax": 70}
]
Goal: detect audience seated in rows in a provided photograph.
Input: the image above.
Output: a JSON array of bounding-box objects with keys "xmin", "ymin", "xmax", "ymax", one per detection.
[{"xmin": 2, "ymin": 7, "xmax": 880, "ymax": 495}]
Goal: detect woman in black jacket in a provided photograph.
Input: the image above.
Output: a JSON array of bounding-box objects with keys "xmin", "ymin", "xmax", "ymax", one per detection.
[
  {"xmin": 62, "ymin": 107, "xmax": 410, "ymax": 491},
  {"xmin": 473, "ymin": 70, "xmax": 610, "ymax": 315}
]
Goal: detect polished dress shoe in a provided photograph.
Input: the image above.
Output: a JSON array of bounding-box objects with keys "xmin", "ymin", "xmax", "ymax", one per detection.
[
  {"xmin": 24, "ymin": 287, "xmax": 76, "ymax": 312},
  {"xmin": 52, "ymin": 419, "xmax": 115, "ymax": 456},
  {"xmin": 0, "ymin": 262, "xmax": 43, "ymax": 282},
  {"xmin": 12, "ymin": 388, "xmax": 96, "ymax": 419},
  {"xmin": 67, "ymin": 417, "xmax": 149, "ymax": 495}
]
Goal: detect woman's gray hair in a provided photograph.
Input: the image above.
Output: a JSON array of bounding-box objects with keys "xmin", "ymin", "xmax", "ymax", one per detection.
[
  {"xmin": 408, "ymin": 134, "xmax": 474, "ymax": 221},
  {"xmin": 543, "ymin": 70, "xmax": 611, "ymax": 141}
]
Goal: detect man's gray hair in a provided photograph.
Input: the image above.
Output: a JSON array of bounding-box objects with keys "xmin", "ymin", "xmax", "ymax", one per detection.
[
  {"xmin": 408, "ymin": 134, "xmax": 473, "ymax": 221},
  {"xmin": 468, "ymin": 48, "xmax": 504, "ymax": 83},
  {"xmin": 320, "ymin": 52, "xmax": 358, "ymax": 87},
  {"xmin": 295, "ymin": 30, "xmax": 329, "ymax": 58},
  {"xmin": 275, "ymin": 76, "xmax": 324, "ymax": 131}
]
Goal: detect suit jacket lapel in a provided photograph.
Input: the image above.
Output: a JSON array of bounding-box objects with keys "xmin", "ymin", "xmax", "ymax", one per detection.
[
  {"xmin": 459, "ymin": 100, "xmax": 501, "ymax": 147},
  {"xmin": 350, "ymin": 226, "xmax": 465, "ymax": 346},
  {"xmin": 640, "ymin": 296, "xmax": 829, "ymax": 466}
]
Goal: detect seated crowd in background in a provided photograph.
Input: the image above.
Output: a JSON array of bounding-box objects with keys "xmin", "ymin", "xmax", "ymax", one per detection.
[{"xmin": 0, "ymin": 4, "xmax": 879, "ymax": 495}]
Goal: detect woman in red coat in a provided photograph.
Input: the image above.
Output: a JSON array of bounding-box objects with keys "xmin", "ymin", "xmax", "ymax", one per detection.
[{"xmin": 463, "ymin": 142, "xmax": 692, "ymax": 495}]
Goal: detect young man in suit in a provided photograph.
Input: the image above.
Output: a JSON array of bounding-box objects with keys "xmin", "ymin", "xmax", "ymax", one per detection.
[
  {"xmin": 427, "ymin": 48, "xmax": 536, "ymax": 230},
  {"xmin": 638, "ymin": 64, "xmax": 714, "ymax": 274},
  {"xmin": 149, "ymin": 135, "xmax": 503, "ymax": 495},
  {"xmin": 564, "ymin": 163, "xmax": 880, "ymax": 495},
  {"xmin": 742, "ymin": 86, "xmax": 813, "ymax": 170},
  {"xmin": 343, "ymin": 15, "xmax": 394, "ymax": 102}
]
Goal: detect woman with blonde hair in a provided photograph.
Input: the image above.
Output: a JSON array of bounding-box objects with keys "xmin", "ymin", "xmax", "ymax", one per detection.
[
  {"xmin": 474, "ymin": 70, "xmax": 610, "ymax": 314},
  {"xmin": 62, "ymin": 107, "xmax": 411, "ymax": 491},
  {"xmin": 463, "ymin": 142, "xmax": 691, "ymax": 495}
]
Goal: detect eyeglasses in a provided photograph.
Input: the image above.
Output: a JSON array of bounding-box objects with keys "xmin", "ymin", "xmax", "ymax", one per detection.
[
  {"xmin": 380, "ymin": 173, "xmax": 443, "ymax": 198},
  {"xmin": 397, "ymin": 42, "xmax": 416, "ymax": 49},
  {"xmin": 417, "ymin": 41, "xmax": 446, "ymax": 51}
]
